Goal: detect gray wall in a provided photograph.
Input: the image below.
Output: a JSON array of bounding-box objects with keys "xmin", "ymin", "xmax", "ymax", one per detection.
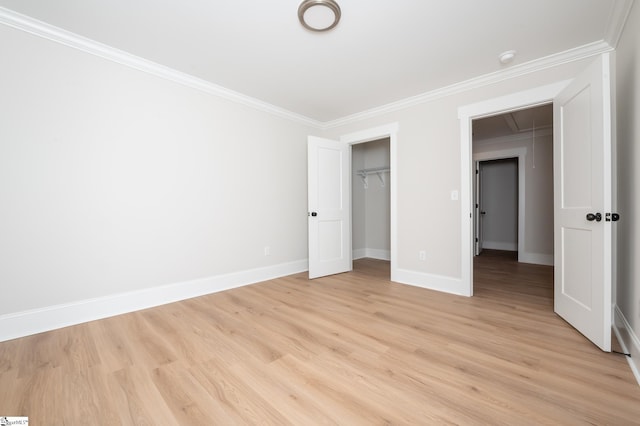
[
  {"xmin": 614, "ymin": 0, "xmax": 640, "ymax": 371},
  {"xmin": 0, "ymin": 23, "xmax": 314, "ymax": 316},
  {"xmin": 352, "ymin": 144, "xmax": 366, "ymax": 253},
  {"xmin": 322, "ymin": 59, "xmax": 587, "ymax": 281}
]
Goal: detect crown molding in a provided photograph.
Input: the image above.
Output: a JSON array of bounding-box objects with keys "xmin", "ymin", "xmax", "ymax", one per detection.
[
  {"xmin": 322, "ymin": 40, "xmax": 613, "ymax": 129},
  {"xmin": 0, "ymin": 6, "xmax": 620, "ymax": 131},
  {"xmin": 0, "ymin": 7, "xmax": 324, "ymax": 129},
  {"xmin": 604, "ymin": 0, "xmax": 635, "ymax": 48}
]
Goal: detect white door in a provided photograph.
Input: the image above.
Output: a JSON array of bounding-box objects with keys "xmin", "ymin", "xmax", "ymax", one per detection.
[
  {"xmin": 308, "ymin": 136, "xmax": 352, "ymax": 279},
  {"xmin": 553, "ymin": 53, "xmax": 612, "ymax": 351}
]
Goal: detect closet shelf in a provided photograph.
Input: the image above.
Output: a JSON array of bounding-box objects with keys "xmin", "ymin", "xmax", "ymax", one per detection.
[{"xmin": 356, "ymin": 166, "xmax": 390, "ymax": 188}]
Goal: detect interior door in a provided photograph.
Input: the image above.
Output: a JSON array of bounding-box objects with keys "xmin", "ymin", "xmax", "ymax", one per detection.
[
  {"xmin": 553, "ymin": 53, "xmax": 612, "ymax": 351},
  {"xmin": 308, "ymin": 136, "xmax": 352, "ymax": 279}
]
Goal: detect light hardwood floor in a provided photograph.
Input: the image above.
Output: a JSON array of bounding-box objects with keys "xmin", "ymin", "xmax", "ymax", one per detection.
[{"xmin": 1, "ymin": 252, "xmax": 639, "ymax": 424}]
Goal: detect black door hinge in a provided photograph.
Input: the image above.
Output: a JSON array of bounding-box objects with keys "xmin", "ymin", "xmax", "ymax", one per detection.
[{"xmin": 605, "ymin": 213, "xmax": 621, "ymax": 222}]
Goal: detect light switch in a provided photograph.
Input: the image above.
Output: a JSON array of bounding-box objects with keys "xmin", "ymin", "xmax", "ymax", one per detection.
[{"xmin": 451, "ymin": 190, "xmax": 459, "ymax": 201}]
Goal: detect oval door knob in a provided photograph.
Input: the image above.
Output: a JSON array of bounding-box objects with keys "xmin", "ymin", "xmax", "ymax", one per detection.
[
  {"xmin": 586, "ymin": 213, "xmax": 602, "ymax": 222},
  {"xmin": 311, "ymin": 212, "xmax": 318, "ymax": 217}
]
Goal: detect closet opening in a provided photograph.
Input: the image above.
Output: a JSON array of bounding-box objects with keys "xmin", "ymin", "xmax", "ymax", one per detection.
[{"xmin": 351, "ymin": 137, "xmax": 391, "ymax": 278}]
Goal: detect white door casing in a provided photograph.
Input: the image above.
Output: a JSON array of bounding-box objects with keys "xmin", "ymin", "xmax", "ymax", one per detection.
[
  {"xmin": 307, "ymin": 136, "xmax": 352, "ymax": 279},
  {"xmin": 460, "ymin": 81, "xmax": 569, "ymax": 297},
  {"xmin": 553, "ymin": 54, "xmax": 612, "ymax": 352},
  {"xmin": 459, "ymin": 55, "xmax": 613, "ymax": 351},
  {"xmin": 340, "ymin": 122, "xmax": 399, "ymax": 282}
]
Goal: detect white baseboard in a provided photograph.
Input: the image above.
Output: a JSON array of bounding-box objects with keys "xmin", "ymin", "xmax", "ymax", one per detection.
[
  {"xmin": 518, "ymin": 251, "xmax": 554, "ymax": 266},
  {"xmin": 365, "ymin": 249, "xmax": 391, "ymax": 261},
  {"xmin": 393, "ymin": 268, "xmax": 469, "ymax": 297},
  {"xmin": 483, "ymin": 241, "xmax": 517, "ymax": 251},
  {"xmin": 353, "ymin": 248, "xmax": 391, "ymax": 261},
  {"xmin": 613, "ymin": 305, "xmax": 640, "ymax": 386},
  {"xmin": 353, "ymin": 248, "xmax": 367, "ymax": 260},
  {"xmin": 0, "ymin": 259, "xmax": 308, "ymax": 343}
]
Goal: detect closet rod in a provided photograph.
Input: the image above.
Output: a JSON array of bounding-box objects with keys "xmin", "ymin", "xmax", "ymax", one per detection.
[{"xmin": 356, "ymin": 166, "xmax": 390, "ymax": 188}]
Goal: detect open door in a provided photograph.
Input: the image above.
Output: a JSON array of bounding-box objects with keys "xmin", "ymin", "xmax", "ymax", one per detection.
[
  {"xmin": 308, "ymin": 136, "xmax": 352, "ymax": 279},
  {"xmin": 553, "ymin": 53, "xmax": 612, "ymax": 351}
]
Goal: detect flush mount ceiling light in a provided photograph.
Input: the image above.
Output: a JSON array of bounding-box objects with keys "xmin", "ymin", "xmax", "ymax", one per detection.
[
  {"xmin": 499, "ymin": 50, "xmax": 517, "ymax": 65},
  {"xmin": 298, "ymin": 0, "xmax": 341, "ymax": 32}
]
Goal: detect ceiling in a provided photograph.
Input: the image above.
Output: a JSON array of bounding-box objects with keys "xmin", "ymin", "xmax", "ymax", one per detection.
[
  {"xmin": 0, "ymin": 1, "xmax": 630, "ymax": 123},
  {"xmin": 473, "ymin": 104, "xmax": 553, "ymax": 141}
]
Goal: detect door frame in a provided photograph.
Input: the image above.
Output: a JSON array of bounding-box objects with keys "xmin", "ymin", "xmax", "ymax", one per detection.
[
  {"xmin": 473, "ymin": 150, "xmax": 526, "ymax": 260},
  {"xmin": 340, "ymin": 122, "xmax": 399, "ymax": 281},
  {"xmin": 459, "ymin": 81, "xmax": 569, "ymax": 296}
]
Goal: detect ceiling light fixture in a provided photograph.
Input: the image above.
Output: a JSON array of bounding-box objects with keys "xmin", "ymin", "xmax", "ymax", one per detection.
[
  {"xmin": 298, "ymin": 0, "xmax": 341, "ymax": 32},
  {"xmin": 499, "ymin": 50, "xmax": 517, "ymax": 65}
]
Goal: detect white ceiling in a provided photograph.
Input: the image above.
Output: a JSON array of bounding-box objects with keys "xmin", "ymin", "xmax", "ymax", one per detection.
[{"xmin": 0, "ymin": 0, "xmax": 630, "ymax": 123}]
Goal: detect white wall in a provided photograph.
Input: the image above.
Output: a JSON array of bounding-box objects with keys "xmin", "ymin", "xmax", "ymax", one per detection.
[
  {"xmin": 479, "ymin": 159, "xmax": 518, "ymax": 251},
  {"xmin": 352, "ymin": 138, "xmax": 390, "ymax": 260},
  {"xmin": 0, "ymin": 25, "xmax": 315, "ymax": 327},
  {"xmin": 614, "ymin": 0, "xmax": 640, "ymax": 380},
  {"xmin": 322, "ymin": 59, "xmax": 590, "ymax": 290},
  {"xmin": 474, "ymin": 132, "xmax": 554, "ymax": 264}
]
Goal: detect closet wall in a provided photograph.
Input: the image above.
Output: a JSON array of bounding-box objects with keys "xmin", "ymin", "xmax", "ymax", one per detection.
[{"xmin": 352, "ymin": 138, "xmax": 391, "ymax": 260}]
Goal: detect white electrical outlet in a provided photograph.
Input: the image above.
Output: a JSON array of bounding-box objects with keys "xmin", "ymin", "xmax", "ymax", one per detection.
[
  {"xmin": 264, "ymin": 246, "xmax": 270, "ymax": 256},
  {"xmin": 419, "ymin": 250, "xmax": 426, "ymax": 261}
]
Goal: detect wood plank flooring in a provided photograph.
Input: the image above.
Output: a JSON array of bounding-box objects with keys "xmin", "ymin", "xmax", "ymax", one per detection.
[{"xmin": 1, "ymin": 252, "xmax": 639, "ymax": 424}]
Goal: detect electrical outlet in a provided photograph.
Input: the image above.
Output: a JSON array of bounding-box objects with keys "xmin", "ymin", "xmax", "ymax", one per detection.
[
  {"xmin": 419, "ymin": 250, "xmax": 426, "ymax": 261},
  {"xmin": 264, "ymin": 246, "xmax": 270, "ymax": 256}
]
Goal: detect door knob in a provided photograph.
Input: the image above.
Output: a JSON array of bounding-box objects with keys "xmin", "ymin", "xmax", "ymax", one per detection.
[
  {"xmin": 480, "ymin": 211, "xmax": 486, "ymax": 215},
  {"xmin": 310, "ymin": 212, "xmax": 318, "ymax": 217},
  {"xmin": 586, "ymin": 213, "xmax": 602, "ymax": 222}
]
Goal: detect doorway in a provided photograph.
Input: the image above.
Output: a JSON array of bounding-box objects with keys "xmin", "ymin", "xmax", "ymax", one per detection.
[
  {"xmin": 307, "ymin": 122, "xmax": 398, "ymax": 281},
  {"xmin": 471, "ymin": 104, "xmax": 554, "ymax": 274},
  {"xmin": 475, "ymin": 157, "xmax": 519, "ymax": 255},
  {"xmin": 351, "ymin": 138, "xmax": 391, "ymax": 267},
  {"xmin": 458, "ymin": 81, "xmax": 567, "ymax": 295},
  {"xmin": 341, "ymin": 122, "xmax": 398, "ymax": 282},
  {"xmin": 460, "ymin": 56, "xmax": 613, "ymax": 352}
]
